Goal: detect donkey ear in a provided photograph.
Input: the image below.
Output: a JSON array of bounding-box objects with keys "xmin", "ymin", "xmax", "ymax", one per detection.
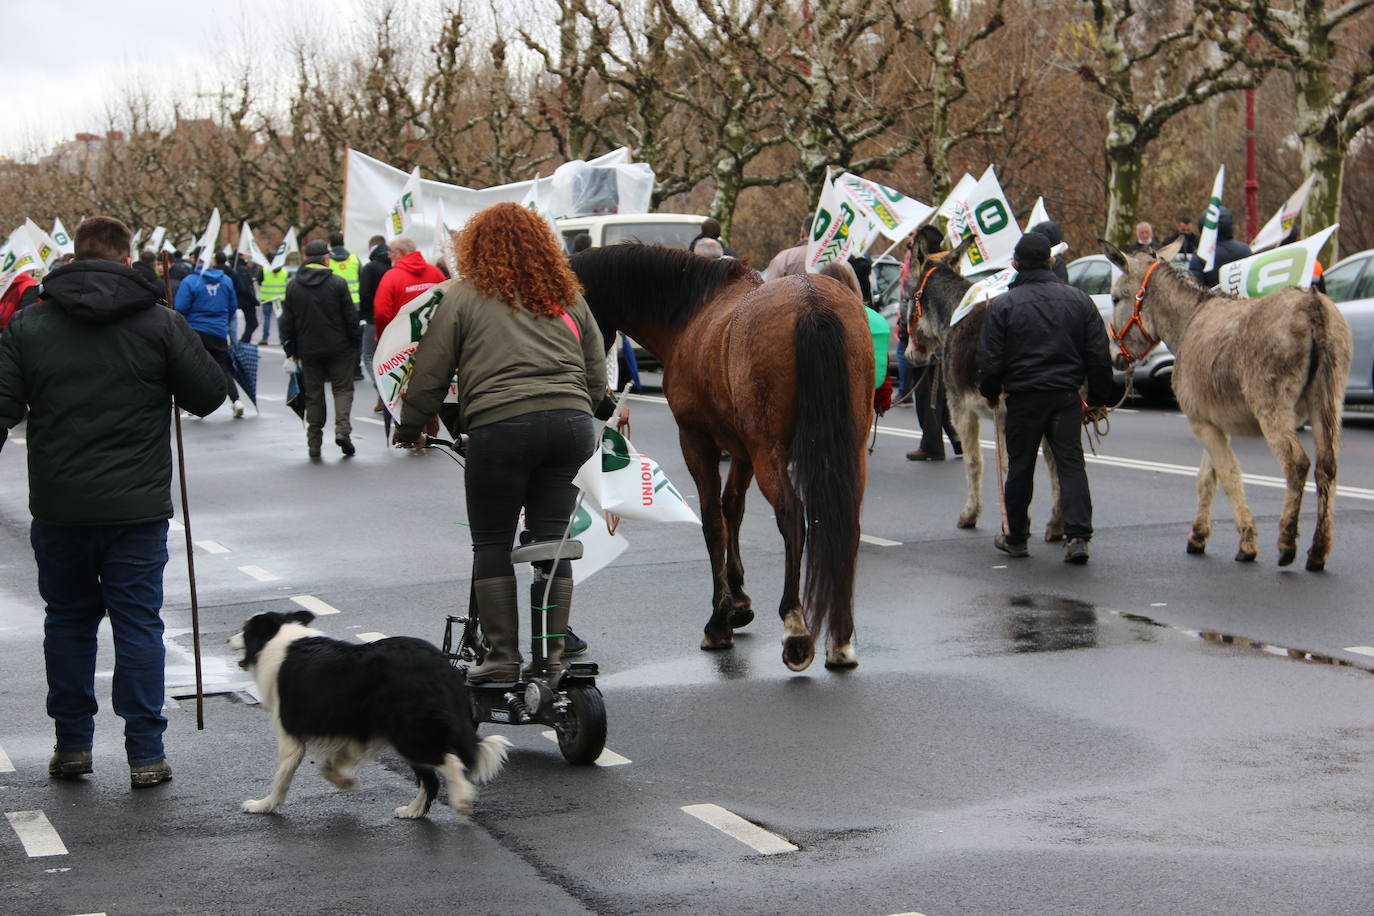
[
  {"xmin": 1101, "ymin": 240, "xmax": 1129, "ymax": 271},
  {"xmin": 1155, "ymin": 238, "xmax": 1184, "ymax": 263},
  {"xmin": 948, "ymin": 234, "xmax": 975, "ymax": 269}
]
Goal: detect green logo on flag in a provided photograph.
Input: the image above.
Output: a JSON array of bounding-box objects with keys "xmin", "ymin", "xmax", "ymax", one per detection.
[
  {"xmin": 974, "ymin": 199, "xmax": 1009, "ymax": 235},
  {"xmin": 1202, "ymin": 201, "xmax": 1221, "ymax": 231},
  {"xmin": 570, "ymin": 504, "xmax": 593, "ymax": 538},
  {"xmin": 601, "ymin": 428, "xmax": 631, "ymax": 471},
  {"xmin": 1246, "ymin": 251, "xmax": 1305, "ymax": 297}
]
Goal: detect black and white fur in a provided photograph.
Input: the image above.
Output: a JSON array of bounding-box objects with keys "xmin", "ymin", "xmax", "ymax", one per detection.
[{"xmin": 230, "ymin": 610, "xmax": 510, "ymax": 819}]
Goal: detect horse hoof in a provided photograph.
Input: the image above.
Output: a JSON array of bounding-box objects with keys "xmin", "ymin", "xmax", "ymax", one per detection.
[
  {"xmin": 824, "ymin": 645, "xmax": 858, "ymax": 670},
  {"xmin": 1277, "ymin": 548, "xmax": 1297, "ymax": 567},
  {"xmin": 1185, "ymin": 541, "xmax": 1206, "ymax": 555},
  {"xmin": 956, "ymin": 516, "xmax": 978, "ymax": 530},
  {"xmin": 782, "ymin": 635, "xmax": 814, "ymax": 672},
  {"xmin": 1305, "ymin": 555, "xmax": 1326, "ymax": 573},
  {"xmin": 728, "ymin": 607, "xmax": 755, "ymax": 629},
  {"xmin": 700, "ymin": 633, "xmax": 734, "ymax": 651},
  {"xmin": 1234, "ymin": 550, "xmax": 1257, "ymax": 563}
]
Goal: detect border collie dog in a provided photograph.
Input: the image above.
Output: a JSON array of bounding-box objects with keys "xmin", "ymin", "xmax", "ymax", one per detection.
[{"xmin": 230, "ymin": 610, "xmax": 510, "ymax": 819}]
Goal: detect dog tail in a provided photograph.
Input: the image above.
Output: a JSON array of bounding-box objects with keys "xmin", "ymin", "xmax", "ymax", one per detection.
[{"xmin": 468, "ymin": 735, "xmax": 512, "ymax": 785}]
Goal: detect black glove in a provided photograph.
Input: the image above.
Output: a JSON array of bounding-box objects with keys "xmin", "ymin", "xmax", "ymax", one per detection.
[{"xmin": 392, "ymin": 425, "xmax": 421, "ymax": 447}]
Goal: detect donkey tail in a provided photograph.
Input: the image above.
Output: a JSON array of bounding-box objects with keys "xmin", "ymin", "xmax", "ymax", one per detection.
[
  {"xmin": 790, "ymin": 299, "xmax": 864, "ymax": 652},
  {"xmin": 1304, "ymin": 292, "xmax": 1351, "ymax": 569}
]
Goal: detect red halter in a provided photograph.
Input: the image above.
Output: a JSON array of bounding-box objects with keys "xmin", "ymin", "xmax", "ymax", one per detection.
[
  {"xmin": 906, "ymin": 264, "xmax": 941, "ymax": 342},
  {"xmin": 1109, "ymin": 259, "xmax": 1163, "ymax": 364}
]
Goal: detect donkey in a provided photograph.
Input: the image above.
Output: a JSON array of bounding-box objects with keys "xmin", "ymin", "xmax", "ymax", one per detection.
[
  {"xmin": 906, "ymin": 237, "xmax": 1065, "ymax": 538},
  {"xmin": 1103, "ymin": 240, "xmax": 1352, "ymax": 570}
]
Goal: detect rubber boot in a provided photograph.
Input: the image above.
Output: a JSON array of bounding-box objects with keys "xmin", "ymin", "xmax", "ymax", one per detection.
[
  {"xmin": 526, "ymin": 576, "xmax": 574, "ymax": 678},
  {"xmin": 467, "ymin": 577, "xmax": 521, "ymax": 684}
]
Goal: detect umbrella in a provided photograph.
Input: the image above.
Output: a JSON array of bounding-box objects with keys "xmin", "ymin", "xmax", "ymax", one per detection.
[
  {"xmin": 285, "ymin": 364, "xmax": 305, "ymax": 420},
  {"xmin": 227, "ymin": 338, "xmax": 259, "ymax": 408}
]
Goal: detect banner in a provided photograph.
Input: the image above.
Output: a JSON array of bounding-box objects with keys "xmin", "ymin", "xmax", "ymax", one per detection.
[
  {"xmin": 343, "ymin": 147, "xmax": 647, "ymax": 257},
  {"xmin": 385, "ymin": 166, "xmax": 423, "ymax": 241},
  {"xmin": 1251, "ymin": 175, "xmax": 1315, "ymax": 253},
  {"xmin": 1215, "ymin": 224, "xmax": 1338, "ymax": 298},
  {"xmin": 236, "ymin": 221, "xmax": 271, "ymax": 269},
  {"xmin": 195, "ymin": 208, "xmax": 221, "ymax": 270},
  {"xmin": 50, "ymin": 218, "xmax": 74, "ymax": 255},
  {"xmin": 269, "ymin": 227, "xmax": 298, "ymax": 272},
  {"xmin": 568, "ymin": 501, "xmax": 630, "ymax": 585},
  {"xmin": 804, "ymin": 170, "xmax": 862, "ymax": 272},
  {"xmin": 941, "ymin": 165, "xmax": 1022, "ymax": 274},
  {"xmin": 371, "ymin": 280, "xmax": 458, "ymax": 418},
  {"xmin": 1197, "ymin": 165, "xmax": 1226, "ymax": 271},
  {"xmin": 1023, "ymin": 197, "xmax": 1050, "ymax": 232},
  {"xmin": 433, "ymin": 199, "xmax": 456, "ymax": 272},
  {"xmin": 949, "ymin": 266, "xmax": 1017, "ymax": 327},
  {"xmin": 573, "ymin": 426, "xmax": 700, "ymax": 525},
  {"xmin": 834, "ymin": 173, "xmax": 934, "ymax": 244}
]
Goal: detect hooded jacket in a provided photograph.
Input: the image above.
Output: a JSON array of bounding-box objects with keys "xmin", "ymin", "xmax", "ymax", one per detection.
[
  {"xmin": 280, "ymin": 261, "xmax": 360, "ymax": 360},
  {"xmin": 1188, "ymin": 207, "xmax": 1252, "ymax": 288},
  {"xmin": 357, "ymin": 243, "xmax": 391, "ymax": 324},
  {"xmin": 0, "ymin": 259, "xmax": 226, "ymax": 525},
  {"xmin": 373, "ymin": 251, "xmax": 446, "ymax": 337},
  {"xmin": 1029, "ymin": 221, "xmax": 1069, "ymax": 282},
  {"xmin": 173, "ymin": 267, "xmax": 237, "ymax": 338}
]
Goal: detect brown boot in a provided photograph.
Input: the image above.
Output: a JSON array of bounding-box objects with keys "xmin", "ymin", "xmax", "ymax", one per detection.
[
  {"xmin": 467, "ymin": 577, "xmax": 522, "ymax": 684},
  {"xmin": 525, "ymin": 577, "xmax": 574, "ymax": 678}
]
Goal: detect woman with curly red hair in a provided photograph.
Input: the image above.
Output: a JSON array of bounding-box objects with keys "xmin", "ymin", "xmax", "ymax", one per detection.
[{"xmin": 394, "ymin": 202, "xmax": 612, "ymax": 683}]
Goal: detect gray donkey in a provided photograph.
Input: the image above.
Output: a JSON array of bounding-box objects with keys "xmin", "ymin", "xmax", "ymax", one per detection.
[{"xmin": 1104, "ymin": 239, "xmax": 1351, "ymax": 570}]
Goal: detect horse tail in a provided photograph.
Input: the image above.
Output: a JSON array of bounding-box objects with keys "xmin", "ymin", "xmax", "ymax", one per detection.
[{"xmin": 790, "ymin": 295, "xmax": 863, "ymax": 650}]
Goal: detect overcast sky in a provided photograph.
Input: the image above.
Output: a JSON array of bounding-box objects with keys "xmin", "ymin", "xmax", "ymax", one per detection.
[{"xmin": 0, "ymin": 0, "xmax": 378, "ymax": 158}]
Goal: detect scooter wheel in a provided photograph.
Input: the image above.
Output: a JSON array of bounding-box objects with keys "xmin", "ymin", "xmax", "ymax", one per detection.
[{"xmin": 556, "ymin": 686, "xmax": 607, "ymax": 765}]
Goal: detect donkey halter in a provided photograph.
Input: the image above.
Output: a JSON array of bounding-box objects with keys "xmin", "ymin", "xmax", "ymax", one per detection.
[
  {"xmin": 906, "ymin": 264, "xmax": 942, "ymax": 349},
  {"xmin": 1110, "ymin": 259, "xmax": 1163, "ymax": 365}
]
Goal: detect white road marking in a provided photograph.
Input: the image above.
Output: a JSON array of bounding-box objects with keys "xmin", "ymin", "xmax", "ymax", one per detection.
[
  {"xmin": 1343, "ymin": 646, "xmax": 1374, "ymax": 657},
  {"xmin": 1151, "ymin": 602, "xmax": 1168, "ymax": 607},
  {"xmin": 290, "ymin": 595, "xmax": 341, "ymax": 616},
  {"xmin": 859, "ymin": 533, "xmax": 902, "ymax": 547},
  {"xmin": 680, "ymin": 803, "xmax": 798, "ymax": 855},
  {"xmin": 354, "ymin": 416, "xmax": 387, "ymax": 426},
  {"xmin": 237, "ymin": 565, "xmax": 280, "ymax": 582},
  {"xmin": 195, "ymin": 540, "xmax": 230, "ymax": 554},
  {"xmin": 257, "ymin": 395, "xmax": 282, "ymax": 401},
  {"xmin": 539, "ymin": 731, "xmax": 631, "ymax": 767},
  {"xmin": 0, "ymin": 743, "xmax": 13, "ymax": 772},
  {"xmin": 66, "ymin": 912, "xmax": 108, "ymax": 915},
  {"xmin": 356, "ymin": 632, "xmax": 387, "ymax": 642},
  {"xmin": 992, "ymin": 565, "xmax": 1007, "ymax": 569},
  {"xmin": 5, "ymin": 810, "xmax": 68, "ymax": 857}
]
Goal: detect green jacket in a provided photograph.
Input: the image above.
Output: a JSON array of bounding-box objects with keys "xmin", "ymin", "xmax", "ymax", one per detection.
[
  {"xmin": 397, "ymin": 280, "xmax": 606, "ymax": 435},
  {"xmin": 0, "ymin": 260, "xmax": 227, "ymax": 525}
]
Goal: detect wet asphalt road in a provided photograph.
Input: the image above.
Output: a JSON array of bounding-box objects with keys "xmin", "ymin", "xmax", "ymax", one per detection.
[{"xmin": 4, "ymin": 365, "xmax": 1374, "ymax": 916}]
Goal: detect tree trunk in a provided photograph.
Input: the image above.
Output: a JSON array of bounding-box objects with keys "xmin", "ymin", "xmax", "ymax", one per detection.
[
  {"xmin": 1103, "ymin": 142, "xmax": 1143, "ymax": 250},
  {"xmin": 1293, "ymin": 29, "xmax": 1343, "ymax": 264}
]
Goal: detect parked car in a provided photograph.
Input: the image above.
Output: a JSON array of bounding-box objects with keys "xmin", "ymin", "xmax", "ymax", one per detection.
[
  {"xmin": 1066, "ymin": 254, "xmax": 1175, "ymax": 400},
  {"xmin": 1317, "ymin": 249, "xmax": 1374, "ymax": 403}
]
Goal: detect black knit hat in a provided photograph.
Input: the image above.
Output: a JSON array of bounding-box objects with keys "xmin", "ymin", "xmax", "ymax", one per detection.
[{"xmin": 1013, "ymin": 231, "xmax": 1051, "ymax": 268}]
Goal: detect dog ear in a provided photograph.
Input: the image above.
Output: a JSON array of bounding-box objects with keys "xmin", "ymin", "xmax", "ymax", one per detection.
[{"xmin": 286, "ymin": 610, "xmax": 315, "ymax": 625}]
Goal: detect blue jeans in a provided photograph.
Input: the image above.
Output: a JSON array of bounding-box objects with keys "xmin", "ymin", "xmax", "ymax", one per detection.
[
  {"xmin": 260, "ymin": 300, "xmax": 277, "ymax": 341},
  {"xmin": 32, "ymin": 520, "xmax": 170, "ymax": 765}
]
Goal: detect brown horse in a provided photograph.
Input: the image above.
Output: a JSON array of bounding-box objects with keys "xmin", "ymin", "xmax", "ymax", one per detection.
[
  {"xmin": 571, "ymin": 245, "xmax": 872, "ymax": 670},
  {"xmin": 1104, "ymin": 239, "xmax": 1352, "ymax": 570}
]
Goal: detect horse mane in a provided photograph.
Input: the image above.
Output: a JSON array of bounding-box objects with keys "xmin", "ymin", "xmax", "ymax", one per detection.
[{"xmin": 570, "ymin": 243, "xmax": 757, "ymax": 327}]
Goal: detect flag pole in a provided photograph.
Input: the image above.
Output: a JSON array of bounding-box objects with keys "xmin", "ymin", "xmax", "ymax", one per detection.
[{"xmin": 159, "ymin": 252, "xmax": 206, "ymax": 730}]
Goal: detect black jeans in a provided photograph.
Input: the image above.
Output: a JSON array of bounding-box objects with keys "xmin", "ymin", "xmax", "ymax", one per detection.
[
  {"xmin": 464, "ymin": 409, "xmax": 597, "ymax": 580},
  {"xmin": 195, "ymin": 329, "xmax": 239, "ymax": 401},
  {"xmin": 1003, "ymin": 389, "xmax": 1092, "ymax": 541},
  {"xmin": 915, "ymin": 363, "xmax": 960, "ymax": 457}
]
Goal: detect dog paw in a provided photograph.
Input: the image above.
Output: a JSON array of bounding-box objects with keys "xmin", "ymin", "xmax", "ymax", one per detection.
[
  {"xmin": 322, "ymin": 770, "xmax": 358, "ymax": 791},
  {"xmin": 242, "ymin": 798, "xmax": 277, "ymax": 814},
  {"xmin": 449, "ymin": 800, "xmax": 474, "ymax": 817},
  {"xmin": 394, "ymin": 804, "xmax": 428, "ymax": 819}
]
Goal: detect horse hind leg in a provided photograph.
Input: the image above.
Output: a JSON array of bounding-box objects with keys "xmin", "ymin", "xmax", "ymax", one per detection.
[
  {"xmin": 1190, "ymin": 421, "xmax": 1258, "ymax": 561},
  {"xmin": 753, "ymin": 453, "xmax": 813, "ymax": 671},
  {"xmin": 1256, "ymin": 408, "xmax": 1311, "ymax": 567},
  {"xmin": 1041, "ymin": 436, "xmax": 1065, "ymax": 542},
  {"xmin": 678, "ymin": 431, "xmax": 734, "ymax": 650},
  {"xmin": 1187, "ymin": 450, "xmax": 1217, "ymax": 555},
  {"xmin": 722, "ymin": 453, "xmax": 755, "ymax": 628},
  {"xmin": 955, "ymin": 401, "xmax": 983, "ymax": 528},
  {"xmin": 1306, "ymin": 409, "xmax": 1339, "ymax": 571}
]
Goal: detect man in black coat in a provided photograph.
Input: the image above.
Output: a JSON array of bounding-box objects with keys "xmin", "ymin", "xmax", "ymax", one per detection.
[
  {"xmin": 1188, "ymin": 206, "xmax": 1251, "ymax": 289},
  {"xmin": 231, "ymin": 255, "xmax": 262, "ymax": 343},
  {"xmin": 976, "ymin": 232, "xmax": 1114, "ymax": 564},
  {"xmin": 281, "ymin": 239, "xmax": 361, "ymax": 458},
  {"xmin": 357, "ymin": 234, "xmax": 389, "ymax": 378}
]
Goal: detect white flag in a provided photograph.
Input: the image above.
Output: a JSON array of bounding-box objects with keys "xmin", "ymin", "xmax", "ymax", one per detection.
[
  {"xmin": 385, "ymin": 166, "xmax": 423, "ymax": 241},
  {"xmin": 936, "ymin": 174, "xmax": 976, "ymax": 221},
  {"xmin": 573, "ymin": 426, "xmax": 700, "ymax": 525},
  {"xmin": 196, "ymin": 208, "xmax": 221, "ymax": 270},
  {"xmin": 1023, "ymin": 197, "xmax": 1050, "ymax": 232},
  {"xmin": 23, "ymin": 220, "xmax": 61, "ymax": 271},
  {"xmin": 130, "ymin": 229, "xmax": 143, "ymax": 259},
  {"xmin": 1251, "ymin": 175, "xmax": 1315, "ymax": 253},
  {"xmin": 950, "ymin": 266, "xmax": 1018, "ymax": 327},
  {"xmin": 1197, "ymin": 166, "xmax": 1226, "ymax": 271},
  {"xmin": 804, "ymin": 170, "xmax": 862, "ymax": 272},
  {"xmin": 50, "ymin": 218, "xmax": 74, "ymax": 255},
  {"xmin": 834, "ymin": 173, "xmax": 934, "ymax": 244},
  {"xmin": 236, "ymin": 222, "xmax": 271, "ymax": 269},
  {"xmin": 942, "ymin": 165, "xmax": 1022, "ymax": 274},
  {"xmin": 269, "ymin": 227, "xmax": 298, "ymax": 272},
  {"xmin": 1215, "ymin": 224, "xmax": 1338, "ymax": 298},
  {"xmin": 432, "ymin": 199, "xmax": 456, "ymax": 273},
  {"xmin": 568, "ymin": 501, "xmax": 630, "ymax": 584},
  {"xmin": 0, "ymin": 224, "xmax": 43, "ymax": 276},
  {"xmin": 148, "ymin": 225, "xmax": 167, "ymax": 254}
]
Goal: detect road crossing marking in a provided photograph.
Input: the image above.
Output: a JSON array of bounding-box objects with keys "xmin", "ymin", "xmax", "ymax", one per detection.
[
  {"xmin": 681, "ymin": 804, "xmax": 797, "ymax": 855},
  {"xmin": 5, "ymin": 810, "xmax": 68, "ymax": 857},
  {"xmin": 0, "ymin": 743, "xmax": 13, "ymax": 772},
  {"xmin": 354, "ymin": 416, "xmax": 387, "ymax": 426},
  {"xmin": 539, "ymin": 731, "xmax": 631, "ymax": 767},
  {"xmin": 238, "ymin": 565, "xmax": 280, "ymax": 582},
  {"xmin": 195, "ymin": 540, "xmax": 230, "ymax": 554},
  {"xmin": 859, "ymin": 533, "xmax": 902, "ymax": 547},
  {"xmin": 1343, "ymin": 646, "xmax": 1374, "ymax": 657},
  {"xmin": 356, "ymin": 632, "xmax": 387, "ymax": 642},
  {"xmin": 290, "ymin": 595, "xmax": 341, "ymax": 616}
]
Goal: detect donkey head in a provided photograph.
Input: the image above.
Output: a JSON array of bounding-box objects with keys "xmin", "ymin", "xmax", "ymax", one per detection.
[
  {"xmin": 1103, "ymin": 238, "xmax": 1183, "ymax": 364},
  {"xmin": 907, "ymin": 235, "xmax": 976, "ymax": 365}
]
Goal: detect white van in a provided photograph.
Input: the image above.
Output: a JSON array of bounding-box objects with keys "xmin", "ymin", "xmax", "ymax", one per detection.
[{"xmin": 555, "ymin": 213, "xmax": 707, "ymax": 255}]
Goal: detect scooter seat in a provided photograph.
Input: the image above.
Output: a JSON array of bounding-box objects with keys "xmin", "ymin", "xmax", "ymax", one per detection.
[{"xmin": 510, "ymin": 539, "xmax": 585, "ymax": 565}]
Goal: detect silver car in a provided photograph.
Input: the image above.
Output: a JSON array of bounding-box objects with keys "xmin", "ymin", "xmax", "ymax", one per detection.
[
  {"xmin": 1067, "ymin": 254, "xmax": 1176, "ymax": 400},
  {"xmin": 1317, "ymin": 249, "xmax": 1374, "ymax": 403}
]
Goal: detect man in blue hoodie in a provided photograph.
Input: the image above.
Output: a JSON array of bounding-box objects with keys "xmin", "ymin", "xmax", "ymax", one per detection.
[{"xmin": 174, "ymin": 251, "xmax": 243, "ymax": 417}]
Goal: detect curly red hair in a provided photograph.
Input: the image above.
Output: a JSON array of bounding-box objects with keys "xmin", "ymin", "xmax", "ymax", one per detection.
[{"xmin": 455, "ymin": 202, "xmax": 582, "ymax": 316}]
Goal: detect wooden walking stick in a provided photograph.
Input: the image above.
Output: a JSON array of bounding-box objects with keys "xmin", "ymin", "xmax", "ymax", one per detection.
[{"xmin": 159, "ymin": 252, "xmax": 206, "ymax": 730}]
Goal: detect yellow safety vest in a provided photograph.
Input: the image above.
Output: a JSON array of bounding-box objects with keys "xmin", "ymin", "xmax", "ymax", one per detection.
[
  {"xmin": 260, "ymin": 266, "xmax": 289, "ymax": 303},
  {"xmin": 330, "ymin": 253, "xmax": 361, "ymax": 304}
]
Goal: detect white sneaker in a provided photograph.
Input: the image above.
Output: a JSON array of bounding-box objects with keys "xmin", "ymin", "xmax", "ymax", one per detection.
[{"xmin": 232, "ymin": 400, "xmax": 245, "ymax": 418}]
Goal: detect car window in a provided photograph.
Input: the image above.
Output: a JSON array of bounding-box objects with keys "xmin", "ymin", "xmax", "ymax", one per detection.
[
  {"xmin": 1070, "ymin": 260, "xmax": 1113, "ymax": 296},
  {"xmin": 1323, "ymin": 257, "xmax": 1367, "ymax": 302},
  {"xmin": 603, "ymin": 223, "xmax": 698, "ymax": 249},
  {"xmin": 871, "ymin": 262, "xmax": 903, "ymax": 307},
  {"xmin": 1353, "ymin": 265, "xmax": 1374, "ymax": 301}
]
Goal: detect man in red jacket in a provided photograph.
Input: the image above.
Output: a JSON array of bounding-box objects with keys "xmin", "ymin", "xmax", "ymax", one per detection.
[{"xmin": 372, "ymin": 237, "xmax": 445, "ymax": 340}]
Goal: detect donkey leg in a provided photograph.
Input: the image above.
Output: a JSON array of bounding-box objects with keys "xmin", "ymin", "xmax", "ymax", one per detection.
[
  {"xmin": 1042, "ymin": 437, "xmax": 1065, "ymax": 542},
  {"xmin": 1306, "ymin": 410, "xmax": 1339, "ymax": 571},
  {"xmin": 1187, "ymin": 450, "xmax": 1218, "ymax": 555},
  {"xmin": 1191, "ymin": 422, "xmax": 1258, "ymax": 562},
  {"xmin": 955, "ymin": 403, "xmax": 983, "ymax": 528},
  {"xmin": 721, "ymin": 453, "xmax": 756, "ymax": 628},
  {"xmin": 752, "ymin": 453, "xmax": 813, "ymax": 672},
  {"xmin": 678, "ymin": 431, "xmax": 735, "ymax": 650},
  {"xmin": 1255, "ymin": 409, "xmax": 1312, "ymax": 567}
]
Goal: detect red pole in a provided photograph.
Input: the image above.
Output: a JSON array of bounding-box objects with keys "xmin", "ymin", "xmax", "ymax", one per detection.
[{"xmin": 1244, "ymin": 88, "xmax": 1259, "ymax": 242}]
